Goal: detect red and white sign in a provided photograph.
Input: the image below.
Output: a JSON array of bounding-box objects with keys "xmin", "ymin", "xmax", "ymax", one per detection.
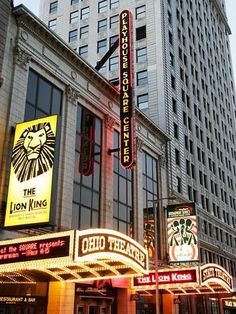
[{"xmin": 133, "ymin": 269, "xmax": 197, "ymax": 288}]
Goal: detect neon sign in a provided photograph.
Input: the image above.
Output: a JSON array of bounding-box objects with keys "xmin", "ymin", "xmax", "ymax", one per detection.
[
  {"xmin": 133, "ymin": 269, "xmax": 197, "ymax": 287},
  {"xmin": 201, "ymin": 264, "xmax": 232, "ymax": 290},
  {"xmin": 75, "ymin": 229, "xmax": 148, "ymax": 271},
  {"xmin": 119, "ymin": 10, "xmax": 135, "ymax": 169}
]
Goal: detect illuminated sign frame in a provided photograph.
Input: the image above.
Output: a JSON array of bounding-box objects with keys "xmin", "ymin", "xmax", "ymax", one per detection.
[
  {"xmin": 75, "ymin": 229, "xmax": 148, "ymax": 273},
  {"xmin": 4, "ymin": 115, "xmax": 59, "ymax": 228},
  {"xmin": 0, "ymin": 229, "xmax": 148, "ymax": 282},
  {"xmin": 119, "ymin": 10, "xmax": 135, "ymax": 169},
  {"xmin": 167, "ymin": 203, "xmax": 199, "ymax": 265},
  {"xmin": 201, "ymin": 264, "xmax": 232, "ymax": 291}
]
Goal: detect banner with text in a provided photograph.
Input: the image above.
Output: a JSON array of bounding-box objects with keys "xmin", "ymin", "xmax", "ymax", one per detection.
[
  {"xmin": 167, "ymin": 203, "xmax": 199, "ymax": 265},
  {"xmin": 4, "ymin": 115, "xmax": 58, "ymax": 227}
]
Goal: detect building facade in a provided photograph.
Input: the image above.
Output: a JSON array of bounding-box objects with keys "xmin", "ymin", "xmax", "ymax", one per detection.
[
  {"xmin": 40, "ymin": 0, "xmax": 236, "ymax": 286},
  {"xmin": 0, "ymin": 3, "xmax": 179, "ymax": 314}
]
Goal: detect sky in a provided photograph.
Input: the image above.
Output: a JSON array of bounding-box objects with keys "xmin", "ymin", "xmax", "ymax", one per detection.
[{"xmin": 13, "ymin": 0, "xmax": 236, "ymax": 82}]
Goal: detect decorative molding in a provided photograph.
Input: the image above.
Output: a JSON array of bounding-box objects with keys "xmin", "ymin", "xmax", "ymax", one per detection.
[
  {"xmin": 104, "ymin": 114, "xmax": 116, "ymax": 130},
  {"xmin": 160, "ymin": 155, "xmax": 166, "ymax": 168},
  {"xmin": 14, "ymin": 46, "xmax": 31, "ymax": 69},
  {"xmin": 66, "ymin": 85, "xmax": 80, "ymax": 105},
  {"xmin": 136, "ymin": 137, "xmax": 144, "ymax": 152}
]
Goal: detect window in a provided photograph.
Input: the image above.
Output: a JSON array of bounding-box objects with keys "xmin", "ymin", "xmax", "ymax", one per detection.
[
  {"xmin": 80, "ymin": 25, "xmax": 89, "ymax": 39},
  {"xmin": 97, "ymin": 39, "xmax": 107, "ymax": 53},
  {"xmin": 71, "ymin": 0, "xmax": 79, "ymax": 4},
  {"xmin": 135, "ymin": 5, "xmax": 146, "ymax": 19},
  {"xmin": 109, "ymin": 56, "xmax": 118, "ymax": 71},
  {"xmin": 69, "ymin": 29, "xmax": 78, "ymax": 42},
  {"xmin": 70, "ymin": 11, "xmax": 79, "ymax": 23},
  {"xmin": 81, "ymin": 6, "xmax": 89, "ymax": 20},
  {"xmin": 25, "ymin": 69, "xmax": 62, "ymax": 121},
  {"xmin": 175, "ymin": 149, "xmax": 180, "ymax": 166},
  {"xmin": 136, "ymin": 26, "xmax": 146, "ymax": 40},
  {"xmin": 110, "ymin": 0, "xmax": 119, "ymax": 9},
  {"xmin": 137, "ymin": 94, "xmax": 148, "ymax": 109},
  {"xmin": 79, "ymin": 45, "xmax": 88, "ymax": 58},
  {"xmin": 113, "ymin": 131, "xmax": 133, "ymax": 236},
  {"xmin": 73, "ymin": 105, "xmax": 102, "ymax": 230},
  {"xmin": 110, "ymin": 35, "xmax": 118, "ymax": 47},
  {"xmin": 136, "ymin": 47, "xmax": 147, "ymax": 63},
  {"xmin": 110, "ymin": 15, "xmax": 118, "ymax": 28},
  {"xmin": 98, "ymin": 0, "xmax": 107, "ymax": 13},
  {"xmin": 48, "ymin": 19, "xmax": 56, "ymax": 31},
  {"xmin": 137, "ymin": 70, "xmax": 148, "ymax": 86},
  {"xmin": 49, "ymin": 1, "xmax": 58, "ymax": 13},
  {"xmin": 142, "ymin": 152, "xmax": 158, "ymax": 259},
  {"xmin": 98, "ymin": 19, "xmax": 107, "ymax": 32}
]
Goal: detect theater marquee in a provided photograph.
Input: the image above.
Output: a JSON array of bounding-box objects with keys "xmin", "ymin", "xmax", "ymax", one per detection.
[
  {"xmin": 0, "ymin": 229, "xmax": 148, "ymax": 282},
  {"xmin": 119, "ymin": 10, "xmax": 135, "ymax": 169},
  {"xmin": 4, "ymin": 115, "xmax": 58, "ymax": 228}
]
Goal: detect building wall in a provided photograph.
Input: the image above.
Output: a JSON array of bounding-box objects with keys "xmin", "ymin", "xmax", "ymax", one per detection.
[{"xmin": 39, "ymin": 0, "xmax": 236, "ymax": 278}]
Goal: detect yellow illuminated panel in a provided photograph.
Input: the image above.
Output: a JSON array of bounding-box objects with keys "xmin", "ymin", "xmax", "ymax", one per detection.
[{"xmin": 4, "ymin": 115, "xmax": 58, "ymax": 227}]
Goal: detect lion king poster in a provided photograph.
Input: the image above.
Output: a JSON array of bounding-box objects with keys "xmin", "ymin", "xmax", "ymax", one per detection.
[{"xmin": 4, "ymin": 115, "xmax": 58, "ymax": 227}]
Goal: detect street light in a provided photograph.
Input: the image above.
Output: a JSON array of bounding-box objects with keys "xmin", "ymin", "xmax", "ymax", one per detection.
[{"xmin": 147, "ymin": 196, "xmax": 177, "ymax": 314}]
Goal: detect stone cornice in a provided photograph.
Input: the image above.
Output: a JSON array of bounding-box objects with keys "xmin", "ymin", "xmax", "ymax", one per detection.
[{"xmin": 13, "ymin": 5, "xmax": 119, "ymax": 101}]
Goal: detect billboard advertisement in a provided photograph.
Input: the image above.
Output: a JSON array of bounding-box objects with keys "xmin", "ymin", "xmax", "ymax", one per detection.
[
  {"xmin": 167, "ymin": 203, "xmax": 199, "ymax": 265},
  {"xmin": 4, "ymin": 115, "xmax": 58, "ymax": 227}
]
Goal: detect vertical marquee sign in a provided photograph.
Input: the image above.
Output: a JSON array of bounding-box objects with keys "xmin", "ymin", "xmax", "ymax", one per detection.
[
  {"xmin": 119, "ymin": 10, "xmax": 135, "ymax": 169},
  {"xmin": 167, "ymin": 203, "xmax": 199, "ymax": 265},
  {"xmin": 78, "ymin": 108, "xmax": 95, "ymax": 176},
  {"xmin": 4, "ymin": 115, "xmax": 58, "ymax": 228}
]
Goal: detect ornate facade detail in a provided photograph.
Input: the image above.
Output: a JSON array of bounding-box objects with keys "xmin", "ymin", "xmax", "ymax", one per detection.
[
  {"xmin": 14, "ymin": 46, "xmax": 31, "ymax": 69},
  {"xmin": 66, "ymin": 85, "xmax": 80, "ymax": 105},
  {"xmin": 136, "ymin": 137, "xmax": 144, "ymax": 152},
  {"xmin": 160, "ymin": 155, "xmax": 166, "ymax": 168},
  {"xmin": 104, "ymin": 114, "xmax": 116, "ymax": 130}
]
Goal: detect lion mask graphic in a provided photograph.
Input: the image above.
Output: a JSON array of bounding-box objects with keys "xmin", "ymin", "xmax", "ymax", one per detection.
[{"xmin": 12, "ymin": 122, "xmax": 56, "ymax": 182}]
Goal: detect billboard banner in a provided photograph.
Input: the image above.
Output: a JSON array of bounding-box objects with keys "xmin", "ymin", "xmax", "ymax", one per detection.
[
  {"xmin": 167, "ymin": 203, "xmax": 199, "ymax": 265},
  {"xmin": 4, "ymin": 115, "xmax": 58, "ymax": 227},
  {"xmin": 119, "ymin": 10, "xmax": 135, "ymax": 169}
]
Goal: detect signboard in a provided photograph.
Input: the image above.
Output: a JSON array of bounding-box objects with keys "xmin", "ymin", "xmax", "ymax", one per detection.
[
  {"xmin": 75, "ymin": 229, "xmax": 148, "ymax": 272},
  {"xmin": 119, "ymin": 10, "xmax": 135, "ymax": 169},
  {"xmin": 0, "ymin": 234, "xmax": 70, "ymax": 264},
  {"xmin": 201, "ymin": 264, "xmax": 232, "ymax": 290},
  {"xmin": 78, "ymin": 109, "xmax": 95, "ymax": 176},
  {"xmin": 4, "ymin": 115, "xmax": 58, "ymax": 227},
  {"xmin": 224, "ymin": 300, "xmax": 236, "ymax": 308},
  {"xmin": 0, "ymin": 296, "xmax": 46, "ymax": 305},
  {"xmin": 167, "ymin": 203, "xmax": 199, "ymax": 265},
  {"xmin": 133, "ymin": 269, "xmax": 197, "ymax": 288}
]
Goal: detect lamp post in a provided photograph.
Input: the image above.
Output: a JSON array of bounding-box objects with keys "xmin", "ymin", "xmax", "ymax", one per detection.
[{"xmin": 147, "ymin": 196, "xmax": 177, "ymax": 314}]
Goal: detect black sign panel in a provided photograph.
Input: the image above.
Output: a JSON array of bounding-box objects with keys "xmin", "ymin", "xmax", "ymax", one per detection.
[
  {"xmin": 119, "ymin": 10, "xmax": 135, "ymax": 169},
  {"xmin": 78, "ymin": 109, "xmax": 95, "ymax": 176},
  {"xmin": 0, "ymin": 235, "xmax": 70, "ymax": 264}
]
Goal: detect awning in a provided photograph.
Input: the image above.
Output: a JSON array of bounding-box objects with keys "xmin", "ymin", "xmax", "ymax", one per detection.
[
  {"xmin": 0, "ymin": 229, "xmax": 148, "ymax": 283},
  {"xmin": 132, "ymin": 263, "xmax": 233, "ymax": 295}
]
